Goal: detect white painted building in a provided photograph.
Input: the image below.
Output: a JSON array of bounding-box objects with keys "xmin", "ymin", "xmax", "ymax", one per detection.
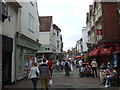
[
  {"xmin": 38, "ymin": 16, "xmax": 56, "ymax": 59},
  {"xmin": 1, "ymin": 0, "xmax": 41, "ymax": 87},
  {"xmin": 82, "ymin": 27, "xmax": 88, "ymax": 53},
  {"xmin": 53, "ymin": 24, "xmax": 62, "ymax": 59},
  {"xmin": 76, "ymin": 39, "xmax": 82, "ymax": 54},
  {"xmin": 2, "ymin": 1, "xmax": 22, "ymax": 87},
  {"xmin": 76, "ymin": 38, "xmax": 83, "ymax": 55}
]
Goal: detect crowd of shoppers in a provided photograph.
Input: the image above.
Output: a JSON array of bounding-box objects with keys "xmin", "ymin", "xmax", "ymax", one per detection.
[{"xmin": 28, "ymin": 57, "xmax": 118, "ymax": 89}]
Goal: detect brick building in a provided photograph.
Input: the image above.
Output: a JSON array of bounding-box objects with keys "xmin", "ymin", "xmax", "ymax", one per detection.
[{"xmin": 86, "ymin": 1, "xmax": 120, "ymax": 66}]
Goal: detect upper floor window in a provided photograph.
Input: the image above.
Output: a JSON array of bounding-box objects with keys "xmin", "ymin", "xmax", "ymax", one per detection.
[
  {"xmin": 57, "ymin": 31, "xmax": 59, "ymax": 36},
  {"xmin": 30, "ymin": 1, "xmax": 34, "ymax": 6},
  {"xmin": 53, "ymin": 32, "xmax": 55, "ymax": 36},
  {"xmin": 57, "ymin": 41, "xmax": 59, "ymax": 48},
  {"xmin": 28, "ymin": 13, "xmax": 34, "ymax": 31},
  {"xmin": 45, "ymin": 48, "xmax": 50, "ymax": 50}
]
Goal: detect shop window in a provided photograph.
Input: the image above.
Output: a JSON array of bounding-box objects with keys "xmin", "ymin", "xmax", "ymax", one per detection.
[
  {"xmin": 24, "ymin": 57, "xmax": 29, "ymax": 74},
  {"xmin": 19, "ymin": 53, "xmax": 23, "ymax": 75}
]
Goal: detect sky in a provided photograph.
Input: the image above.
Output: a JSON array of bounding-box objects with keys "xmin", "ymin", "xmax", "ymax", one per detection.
[{"xmin": 37, "ymin": 0, "xmax": 93, "ymax": 51}]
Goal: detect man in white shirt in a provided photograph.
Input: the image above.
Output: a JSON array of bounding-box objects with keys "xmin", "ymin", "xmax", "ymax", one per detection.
[
  {"xmin": 91, "ymin": 59, "xmax": 98, "ymax": 78},
  {"xmin": 78, "ymin": 59, "xmax": 84, "ymax": 77}
]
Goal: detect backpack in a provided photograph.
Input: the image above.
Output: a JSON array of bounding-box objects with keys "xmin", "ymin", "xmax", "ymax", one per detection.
[{"xmin": 65, "ymin": 62, "xmax": 69, "ymax": 67}]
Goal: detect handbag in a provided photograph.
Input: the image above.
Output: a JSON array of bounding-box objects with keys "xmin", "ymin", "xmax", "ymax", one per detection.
[
  {"xmin": 36, "ymin": 71, "xmax": 39, "ymax": 77},
  {"xmin": 36, "ymin": 71, "xmax": 39, "ymax": 80}
]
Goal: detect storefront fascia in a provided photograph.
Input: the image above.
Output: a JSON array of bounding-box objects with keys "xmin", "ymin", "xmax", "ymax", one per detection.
[
  {"xmin": 15, "ymin": 33, "xmax": 41, "ymax": 80},
  {"xmin": 37, "ymin": 45, "xmax": 56, "ymax": 59}
]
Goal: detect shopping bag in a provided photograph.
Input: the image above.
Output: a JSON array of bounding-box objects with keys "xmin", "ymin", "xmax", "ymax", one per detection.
[{"xmin": 49, "ymin": 79, "xmax": 53, "ymax": 88}]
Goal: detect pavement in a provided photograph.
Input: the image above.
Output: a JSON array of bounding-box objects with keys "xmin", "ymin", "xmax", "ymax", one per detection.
[{"xmin": 4, "ymin": 66, "xmax": 120, "ymax": 89}]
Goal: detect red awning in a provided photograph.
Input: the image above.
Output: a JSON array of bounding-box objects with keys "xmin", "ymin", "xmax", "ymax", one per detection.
[
  {"xmin": 89, "ymin": 49, "xmax": 100, "ymax": 57},
  {"xmin": 71, "ymin": 58, "xmax": 75, "ymax": 60},
  {"xmin": 75, "ymin": 56, "xmax": 81, "ymax": 58},
  {"xmin": 92, "ymin": 49, "xmax": 100, "ymax": 56},
  {"xmin": 88, "ymin": 51, "xmax": 94, "ymax": 56},
  {"xmin": 99, "ymin": 47, "xmax": 113, "ymax": 55},
  {"xmin": 113, "ymin": 46, "xmax": 120, "ymax": 52}
]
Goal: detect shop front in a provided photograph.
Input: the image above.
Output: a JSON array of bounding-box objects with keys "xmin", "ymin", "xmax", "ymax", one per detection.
[
  {"xmin": 88, "ymin": 42, "xmax": 120, "ymax": 67},
  {"xmin": 2, "ymin": 35, "xmax": 13, "ymax": 86},
  {"xmin": 16, "ymin": 33, "xmax": 41, "ymax": 80}
]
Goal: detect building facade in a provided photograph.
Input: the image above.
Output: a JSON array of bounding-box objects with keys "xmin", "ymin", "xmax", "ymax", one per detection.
[
  {"xmin": 82, "ymin": 27, "xmax": 88, "ymax": 53},
  {"xmin": 76, "ymin": 38, "xmax": 83, "ymax": 55},
  {"xmin": 86, "ymin": 1, "xmax": 120, "ymax": 66},
  {"xmin": 1, "ymin": 0, "xmax": 41, "ymax": 87},
  {"xmin": 37, "ymin": 16, "xmax": 56, "ymax": 59},
  {"xmin": 2, "ymin": 1, "xmax": 22, "ymax": 87},
  {"xmin": 53, "ymin": 24, "xmax": 63, "ymax": 59}
]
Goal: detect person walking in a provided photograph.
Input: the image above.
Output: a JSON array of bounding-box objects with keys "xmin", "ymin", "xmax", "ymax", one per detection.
[
  {"xmin": 39, "ymin": 58, "xmax": 51, "ymax": 90},
  {"xmin": 47, "ymin": 57, "xmax": 54, "ymax": 76},
  {"xmin": 64, "ymin": 60, "xmax": 71, "ymax": 76},
  {"xmin": 28, "ymin": 62, "xmax": 40, "ymax": 90},
  {"xmin": 91, "ymin": 59, "xmax": 98, "ymax": 78},
  {"xmin": 78, "ymin": 59, "xmax": 84, "ymax": 77}
]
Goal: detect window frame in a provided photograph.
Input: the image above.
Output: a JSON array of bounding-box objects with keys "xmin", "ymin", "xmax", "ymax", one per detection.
[{"xmin": 28, "ymin": 13, "xmax": 34, "ymax": 32}]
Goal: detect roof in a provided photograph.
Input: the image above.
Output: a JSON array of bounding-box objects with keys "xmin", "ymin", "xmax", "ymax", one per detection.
[
  {"xmin": 39, "ymin": 16, "xmax": 52, "ymax": 32},
  {"xmin": 53, "ymin": 24, "xmax": 61, "ymax": 31}
]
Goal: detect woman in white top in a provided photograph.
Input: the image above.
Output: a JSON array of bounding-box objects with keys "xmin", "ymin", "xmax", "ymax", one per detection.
[{"xmin": 28, "ymin": 62, "xmax": 40, "ymax": 90}]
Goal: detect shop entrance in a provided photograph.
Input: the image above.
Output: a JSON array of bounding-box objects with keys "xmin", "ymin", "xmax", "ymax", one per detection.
[{"xmin": 2, "ymin": 52, "xmax": 12, "ymax": 86}]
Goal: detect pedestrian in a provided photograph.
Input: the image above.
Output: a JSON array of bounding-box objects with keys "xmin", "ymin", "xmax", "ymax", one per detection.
[
  {"xmin": 56, "ymin": 60, "xmax": 60, "ymax": 71},
  {"xmin": 64, "ymin": 60, "xmax": 71, "ymax": 76},
  {"xmin": 39, "ymin": 58, "xmax": 51, "ymax": 90},
  {"xmin": 28, "ymin": 62, "xmax": 40, "ymax": 90},
  {"xmin": 47, "ymin": 57, "xmax": 54, "ymax": 76},
  {"xmin": 70, "ymin": 62, "xmax": 74, "ymax": 72},
  {"xmin": 60, "ymin": 60, "xmax": 64, "ymax": 71},
  {"xmin": 78, "ymin": 59, "xmax": 84, "ymax": 77},
  {"xmin": 107, "ymin": 62, "xmax": 113, "ymax": 69},
  {"xmin": 100, "ymin": 63, "xmax": 106, "ymax": 69},
  {"xmin": 91, "ymin": 59, "xmax": 98, "ymax": 78}
]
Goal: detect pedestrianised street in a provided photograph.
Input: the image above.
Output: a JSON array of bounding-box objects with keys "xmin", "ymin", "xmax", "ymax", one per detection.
[
  {"xmin": 1, "ymin": 1, "xmax": 120, "ymax": 90},
  {"xmin": 4, "ymin": 66, "xmax": 119, "ymax": 89}
]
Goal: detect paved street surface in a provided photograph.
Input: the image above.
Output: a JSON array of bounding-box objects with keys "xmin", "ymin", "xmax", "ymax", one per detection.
[{"xmin": 4, "ymin": 66, "xmax": 120, "ymax": 89}]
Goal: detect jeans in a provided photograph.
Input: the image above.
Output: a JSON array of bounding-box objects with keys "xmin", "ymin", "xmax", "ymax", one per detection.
[
  {"xmin": 49, "ymin": 68, "xmax": 53, "ymax": 76},
  {"xmin": 31, "ymin": 78, "xmax": 38, "ymax": 90},
  {"xmin": 92, "ymin": 67, "xmax": 97, "ymax": 78},
  {"xmin": 79, "ymin": 66, "xmax": 84, "ymax": 77},
  {"xmin": 105, "ymin": 75, "xmax": 117, "ymax": 86}
]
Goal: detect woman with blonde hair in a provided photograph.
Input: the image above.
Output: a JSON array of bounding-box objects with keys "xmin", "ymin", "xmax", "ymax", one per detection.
[{"xmin": 28, "ymin": 62, "xmax": 40, "ymax": 90}]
